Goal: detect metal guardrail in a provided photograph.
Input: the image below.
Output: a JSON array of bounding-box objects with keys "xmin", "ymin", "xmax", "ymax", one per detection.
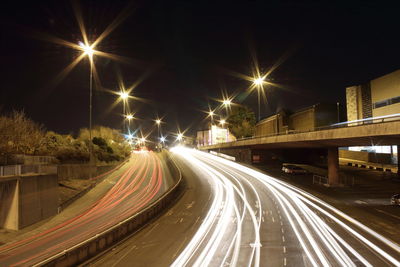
[
  {"xmin": 34, "ymin": 152, "xmax": 184, "ymax": 267},
  {"xmin": 312, "ymin": 174, "xmax": 329, "ymax": 186},
  {"xmin": 199, "ymin": 114, "xmax": 400, "ymax": 147},
  {"xmin": 0, "ymin": 164, "xmax": 57, "ymax": 177}
]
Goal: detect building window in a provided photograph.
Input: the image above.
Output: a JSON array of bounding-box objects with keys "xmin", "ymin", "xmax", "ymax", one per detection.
[
  {"xmin": 373, "ymin": 100, "xmax": 388, "ymax": 109},
  {"xmin": 391, "ymin": 96, "xmax": 400, "ymax": 105},
  {"xmin": 373, "ymin": 95, "xmax": 400, "ymax": 109}
]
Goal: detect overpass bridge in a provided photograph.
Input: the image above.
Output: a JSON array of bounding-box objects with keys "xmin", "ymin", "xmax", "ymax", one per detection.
[{"xmin": 199, "ymin": 119, "xmax": 400, "ymax": 184}]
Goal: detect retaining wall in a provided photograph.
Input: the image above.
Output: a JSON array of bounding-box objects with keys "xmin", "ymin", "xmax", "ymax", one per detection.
[
  {"xmin": 0, "ymin": 174, "xmax": 59, "ymax": 230},
  {"xmin": 339, "ymin": 150, "xmax": 392, "ymax": 164},
  {"xmin": 57, "ymin": 164, "xmax": 118, "ymax": 181}
]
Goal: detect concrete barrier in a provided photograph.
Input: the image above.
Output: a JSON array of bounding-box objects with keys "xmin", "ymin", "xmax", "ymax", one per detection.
[
  {"xmin": 0, "ymin": 174, "xmax": 59, "ymax": 230},
  {"xmin": 36, "ymin": 153, "xmax": 184, "ymax": 267},
  {"xmin": 57, "ymin": 163, "xmax": 122, "ymax": 181}
]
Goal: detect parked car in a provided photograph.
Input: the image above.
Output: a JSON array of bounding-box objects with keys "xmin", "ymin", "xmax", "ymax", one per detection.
[
  {"xmin": 391, "ymin": 194, "xmax": 400, "ymax": 206},
  {"xmin": 282, "ymin": 164, "xmax": 308, "ymax": 174}
]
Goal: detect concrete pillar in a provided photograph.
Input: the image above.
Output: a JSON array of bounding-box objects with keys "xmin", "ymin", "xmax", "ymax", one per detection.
[
  {"xmin": 328, "ymin": 147, "xmax": 339, "ymax": 185},
  {"xmin": 397, "ymin": 145, "xmax": 400, "ymax": 177}
]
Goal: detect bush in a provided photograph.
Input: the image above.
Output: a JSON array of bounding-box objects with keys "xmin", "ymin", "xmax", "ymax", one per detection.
[{"xmin": 56, "ymin": 148, "xmax": 90, "ymax": 163}]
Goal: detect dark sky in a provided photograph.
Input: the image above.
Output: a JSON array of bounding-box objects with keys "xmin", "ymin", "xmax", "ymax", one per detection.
[{"xmin": 1, "ymin": 1, "xmax": 400, "ymax": 140}]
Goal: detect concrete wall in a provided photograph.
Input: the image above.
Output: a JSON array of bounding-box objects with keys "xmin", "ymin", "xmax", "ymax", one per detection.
[
  {"xmin": 0, "ymin": 174, "xmax": 59, "ymax": 230},
  {"xmin": 371, "ymin": 70, "xmax": 400, "ymax": 118},
  {"xmin": 58, "ymin": 164, "xmax": 117, "ymax": 181},
  {"xmin": 216, "ymin": 148, "xmax": 252, "ymax": 164},
  {"xmin": 0, "ymin": 179, "xmax": 18, "ymax": 230},
  {"xmin": 19, "ymin": 175, "xmax": 59, "ymax": 229},
  {"xmin": 371, "ymin": 69, "xmax": 400, "ymax": 103},
  {"xmin": 255, "ymin": 115, "xmax": 278, "ymax": 136},
  {"xmin": 289, "ymin": 108, "xmax": 315, "ymax": 131},
  {"xmin": 339, "ymin": 150, "xmax": 392, "ymax": 164}
]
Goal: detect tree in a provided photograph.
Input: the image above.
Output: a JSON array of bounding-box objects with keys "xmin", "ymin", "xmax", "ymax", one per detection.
[
  {"xmin": 0, "ymin": 110, "xmax": 45, "ymax": 156},
  {"xmin": 227, "ymin": 106, "xmax": 256, "ymax": 138}
]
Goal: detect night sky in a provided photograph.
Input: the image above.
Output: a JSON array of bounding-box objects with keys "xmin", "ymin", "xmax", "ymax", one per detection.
[{"xmin": 1, "ymin": 1, "xmax": 400, "ymax": 139}]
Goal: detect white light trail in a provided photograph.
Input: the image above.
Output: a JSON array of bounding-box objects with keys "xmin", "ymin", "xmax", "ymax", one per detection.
[{"xmin": 171, "ymin": 147, "xmax": 400, "ymax": 267}]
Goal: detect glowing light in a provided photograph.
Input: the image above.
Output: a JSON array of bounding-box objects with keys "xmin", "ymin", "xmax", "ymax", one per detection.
[
  {"xmin": 140, "ymin": 137, "xmax": 146, "ymax": 143},
  {"xmin": 78, "ymin": 41, "xmax": 94, "ymax": 57},
  {"xmin": 156, "ymin": 119, "xmax": 161, "ymax": 125},
  {"xmin": 160, "ymin": 136, "xmax": 166, "ymax": 143},
  {"xmin": 220, "ymin": 119, "xmax": 226, "ymax": 126},
  {"xmin": 209, "ymin": 111, "xmax": 214, "ymax": 116},
  {"xmin": 119, "ymin": 91, "xmax": 129, "ymax": 100},
  {"xmin": 223, "ymin": 99, "xmax": 231, "ymax": 106},
  {"xmin": 177, "ymin": 133, "xmax": 183, "ymax": 141},
  {"xmin": 126, "ymin": 114, "xmax": 134, "ymax": 120},
  {"xmin": 253, "ymin": 77, "xmax": 264, "ymax": 86}
]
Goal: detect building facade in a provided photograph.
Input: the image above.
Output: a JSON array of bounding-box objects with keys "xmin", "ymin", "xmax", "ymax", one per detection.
[
  {"xmin": 197, "ymin": 125, "xmax": 236, "ymax": 146},
  {"xmin": 345, "ymin": 69, "xmax": 400, "ymax": 163},
  {"xmin": 346, "ymin": 69, "xmax": 400, "ymax": 121},
  {"xmin": 255, "ymin": 103, "xmax": 338, "ymax": 136}
]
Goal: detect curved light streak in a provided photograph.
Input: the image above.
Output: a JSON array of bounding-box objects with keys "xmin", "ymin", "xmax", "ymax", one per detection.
[{"xmin": 171, "ymin": 147, "xmax": 400, "ymax": 266}]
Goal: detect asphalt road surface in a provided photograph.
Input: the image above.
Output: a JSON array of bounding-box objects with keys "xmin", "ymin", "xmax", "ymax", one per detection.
[
  {"xmin": 91, "ymin": 147, "xmax": 400, "ymax": 267},
  {"xmin": 0, "ymin": 151, "xmax": 171, "ymax": 266}
]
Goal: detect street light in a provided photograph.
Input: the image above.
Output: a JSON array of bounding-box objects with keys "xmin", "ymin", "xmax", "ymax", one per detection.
[
  {"xmin": 78, "ymin": 41, "xmax": 97, "ymax": 164},
  {"xmin": 177, "ymin": 133, "xmax": 183, "ymax": 141},
  {"xmin": 160, "ymin": 136, "xmax": 166, "ymax": 143},
  {"xmin": 253, "ymin": 77, "xmax": 264, "ymax": 86},
  {"xmin": 155, "ymin": 119, "xmax": 162, "ymax": 144},
  {"xmin": 208, "ymin": 110, "xmax": 215, "ymax": 125},
  {"xmin": 220, "ymin": 119, "xmax": 226, "ymax": 127},
  {"xmin": 253, "ymin": 76, "xmax": 265, "ymax": 121},
  {"xmin": 223, "ymin": 99, "xmax": 231, "ymax": 106},
  {"xmin": 119, "ymin": 91, "xmax": 129, "ymax": 100}
]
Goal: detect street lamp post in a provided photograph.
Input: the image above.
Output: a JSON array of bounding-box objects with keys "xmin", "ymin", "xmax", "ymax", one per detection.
[
  {"xmin": 79, "ymin": 42, "xmax": 95, "ymax": 164},
  {"xmin": 336, "ymin": 102, "xmax": 340, "ymax": 123},
  {"xmin": 156, "ymin": 119, "xmax": 161, "ymax": 140},
  {"xmin": 209, "ymin": 111, "xmax": 215, "ymax": 145},
  {"xmin": 253, "ymin": 77, "xmax": 264, "ymax": 121},
  {"xmin": 119, "ymin": 91, "xmax": 129, "ymax": 132}
]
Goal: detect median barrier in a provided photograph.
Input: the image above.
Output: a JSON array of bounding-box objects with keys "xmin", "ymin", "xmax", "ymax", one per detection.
[{"xmin": 36, "ymin": 152, "xmax": 184, "ymax": 267}]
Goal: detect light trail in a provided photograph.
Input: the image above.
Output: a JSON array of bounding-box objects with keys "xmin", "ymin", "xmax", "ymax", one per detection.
[
  {"xmin": 171, "ymin": 147, "xmax": 400, "ymax": 266},
  {"xmin": 0, "ymin": 152, "xmax": 165, "ymax": 266},
  {"xmin": 171, "ymin": 149, "xmax": 261, "ymax": 267}
]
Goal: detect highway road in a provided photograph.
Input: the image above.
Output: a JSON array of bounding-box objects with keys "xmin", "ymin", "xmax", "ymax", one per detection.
[
  {"xmin": 92, "ymin": 147, "xmax": 400, "ymax": 267},
  {"xmin": 0, "ymin": 151, "xmax": 171, "ymax": 266}
]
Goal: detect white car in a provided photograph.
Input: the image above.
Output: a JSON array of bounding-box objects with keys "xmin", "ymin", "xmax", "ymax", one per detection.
[{"xmin": 282, "ymin": 165, "xmax": 308, "ymax": 174}]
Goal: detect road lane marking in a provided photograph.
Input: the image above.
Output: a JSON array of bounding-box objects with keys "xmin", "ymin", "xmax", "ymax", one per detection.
[
  {"xmin": 283, "ymin": 246, "xmax": 286, "ymax": 253},
  {"xmin": 376, "ymin": 209, "xmax": 400, "ymax": 220}
]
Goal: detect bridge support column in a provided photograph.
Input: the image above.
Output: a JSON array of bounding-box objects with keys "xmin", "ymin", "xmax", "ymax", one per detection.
[
  {"xmin": 397, "ymin": 145, "xmax": 400, "ymax": 177},
  {"xmin": 327, "ymin": 147, "xmax": 339, "ymax": 185}
]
